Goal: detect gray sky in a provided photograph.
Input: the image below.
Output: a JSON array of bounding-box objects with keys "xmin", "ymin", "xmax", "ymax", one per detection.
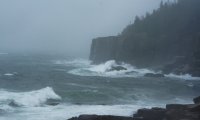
[{"xmin": 0, "ymin": 0, "xmax": 165, "ymax": 57}]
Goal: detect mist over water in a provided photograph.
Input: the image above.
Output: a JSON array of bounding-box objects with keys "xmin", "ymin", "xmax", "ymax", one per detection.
[
  {"xmin": 0, "ymin": 0, "xmax": 168, "ymax": 56},
  {"xmin": 0, "ymin": 0, "xmax": 199, "ymax": 120}
]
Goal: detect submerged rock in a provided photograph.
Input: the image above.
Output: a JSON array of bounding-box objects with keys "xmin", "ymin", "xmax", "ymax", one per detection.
[
  {"xmin": 108, "ymin": 66, "xmax": 127, "ymax": 72},
  {"xmin": 8, "ymin": 101, "xmax": 21, "ymax": 107},
  {"xmin": 45, "ymin": 99, "xmax": 60, "ymax": 106}
]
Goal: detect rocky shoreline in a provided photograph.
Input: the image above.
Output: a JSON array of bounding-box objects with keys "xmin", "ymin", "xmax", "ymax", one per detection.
[{"xmin": 68, "ymin": 96, "xmax": 200, "ymax": 120}]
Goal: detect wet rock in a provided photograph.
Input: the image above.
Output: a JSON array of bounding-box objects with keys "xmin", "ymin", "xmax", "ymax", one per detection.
[
  {"xmin": 193, "ymin": 96, "xmax": 200, "ymax": 104},
  {"xmin": 68, "ymin": 115, "xmax": 132, "ymax": 120},
  {"xmin": 46, "ymin": 102, "xmax": 59, "ymax": 106},
  {"xmin": 166, "ymin": 104, "xmax": 189, "ymax": 110},
  {"xmin": 46, "ymin": 99, "xmax": 60, "ymax": 106},
  {"xmin": 144, "ymin": 73, "xmax": 165, "ymax": 78},
  {"xmin": 108, "ymin": 66, "xmax": 127, "ymax": 71},
  {"xmin": 133, "ymin": 107, "xmax": 166, "ymax": 120},
  {"xmin": 8, "ymin": 101, "xmax": 21, "ymax": 107},
  {"xmin": 189, "ymin": 104, "xmax": 200, "ymax": 112},
  {"xmin": 162, "ymin": 56, "xmax": 200, "ymax": 77}
]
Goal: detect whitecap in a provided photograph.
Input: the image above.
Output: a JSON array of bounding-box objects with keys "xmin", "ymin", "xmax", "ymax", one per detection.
[
  {"xmin": 0, "ymin": 87, "xmax": 61, "ymax": 107},
  {"xmin": 4, "ymin": 73, "xmax": 14, "ymax": 76},
  {"xmin": 165, "ymin": 73, "xmax": 200, "ymax": 80},
  {"xmin": 0, "ymin": 104, "xmax": 153, "ymax": 120},
  {"xmin": 68, "ymin": 60, "xmax": 157, "ymax": 78}
]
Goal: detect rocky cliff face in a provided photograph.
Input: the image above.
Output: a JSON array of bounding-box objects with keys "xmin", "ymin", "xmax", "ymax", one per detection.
[
  {"xmin": 90, "ymin": 36, "xmax": 120, "ymax": 64},
  {"xmin": 89, "ymin": 0, "xmax": 200, "ymax": 76}
]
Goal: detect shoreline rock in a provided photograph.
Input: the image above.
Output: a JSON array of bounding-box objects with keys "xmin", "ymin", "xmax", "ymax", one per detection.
[
  {"xmin": 67, "ymin": 96, "xmax": 200, "ymax": 120},
  {"xmin": 68, "ymin": 115, "xmax": 132, "ymax": 120}
]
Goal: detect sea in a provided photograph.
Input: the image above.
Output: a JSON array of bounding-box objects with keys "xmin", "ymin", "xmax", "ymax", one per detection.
[{"xmin": 0, "ymin": 53, "xmax": 200, "ymax": 120}]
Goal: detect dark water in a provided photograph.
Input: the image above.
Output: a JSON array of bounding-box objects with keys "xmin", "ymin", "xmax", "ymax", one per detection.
[{"xmin": 0, "ymin": 53, "xmax": 200, "ymax": 120}]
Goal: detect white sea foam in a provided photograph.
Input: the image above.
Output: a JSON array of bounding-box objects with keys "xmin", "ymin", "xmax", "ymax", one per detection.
[
  {"xmin": 165, "ymin": 73, "xmax": 200, "ymax": 80},
  {"xmin": 0, "ymin": 87, "xmax": 61, "ymax": 107},
  {"xmin": 0, "ymin": 104, "xmax": 152, "ymax": 120},
  {"xmin": 56, "ymin": 59, "xmax": 200, "ymax": 80},
  {"xmin": 4, "ymin": 73, "xmax": 14, "ymax": 76},
  {"xmin": 68, "ymin": 60, "xmax": 157, "ymax": 78},
  {"xmin": 0, "ymin": 87, "xmax": 160, "ymax": 120}
]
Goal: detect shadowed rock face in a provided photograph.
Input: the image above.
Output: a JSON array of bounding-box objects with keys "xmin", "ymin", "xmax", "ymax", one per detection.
[{"xmin": 89, "ymin": 36, "xmax": 119, "ymax": 64}]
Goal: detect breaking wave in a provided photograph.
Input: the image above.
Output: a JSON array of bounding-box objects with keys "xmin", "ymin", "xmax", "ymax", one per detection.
[
  {"xmin": 68, "ymin": 60, "xmax": 157, "ymax": 78},
  {"xmin": 165, "ymin": 73, "xmax": 200, "ymax": 80},
  {"xmin": 0, "ymin": 87, "xmax": 61, "ymax": 107},
  {"xmin": 62, "ymin": 59, "xmax": 200, "ymax": 80},
  {"xmin": 0, "ymin": 104, "xmax": 150, "ymax": 120}
]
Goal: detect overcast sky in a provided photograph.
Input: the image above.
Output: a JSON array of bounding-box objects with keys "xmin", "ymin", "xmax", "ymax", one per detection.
[{"xmin": 0, "ymin": 0, "xmax": 167, "ymax": 57}]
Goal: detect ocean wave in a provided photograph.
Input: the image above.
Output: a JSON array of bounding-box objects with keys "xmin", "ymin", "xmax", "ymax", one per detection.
[
  {"xmin": 165, "ymin": 73, "xmax": 200, "ymax": 80},
  {"xmin": 68, "ymin": 60, "xmax": 157, "ymax": 78},
  {"xmin": 0, "ymin": 87, "xmax": 61, "ymax": 107},
  {"xmin": 0, "ymin": 104, "xmax": 152, "ymax": 120},
  {"xmin": 57, "ymin": 59, "xmax": 200, "ymax": 80}
]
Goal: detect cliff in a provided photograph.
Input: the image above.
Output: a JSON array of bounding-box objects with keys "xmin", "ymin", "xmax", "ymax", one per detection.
[
  {"xmin": 89, "ymin": 0, "xmax": 200, "ymax": 76},
  {"xmin": 90, "ymin": 36, "xmax": 119, "ymax": 64}
]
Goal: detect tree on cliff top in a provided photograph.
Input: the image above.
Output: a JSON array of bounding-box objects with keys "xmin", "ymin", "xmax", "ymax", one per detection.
[{"xmin": 118, "ymin": 0, "xmax": 200, "ymax": 65}]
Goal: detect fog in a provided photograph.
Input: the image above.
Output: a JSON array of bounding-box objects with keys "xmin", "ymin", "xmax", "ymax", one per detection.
[{"xmin": 0, "ymin": 0, "xmax": 166, "ymax": 57}]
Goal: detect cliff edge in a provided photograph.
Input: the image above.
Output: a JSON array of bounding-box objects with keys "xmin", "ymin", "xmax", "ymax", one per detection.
[{"xmin": 89, "ymin": 0, "xmax": 200, "ymax": 76}]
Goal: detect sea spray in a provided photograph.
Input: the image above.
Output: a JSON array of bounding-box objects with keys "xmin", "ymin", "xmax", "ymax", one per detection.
[
  {"xmin": 68, "ymin": 60, "xmax": 157, "ymax": 78},
  {"xmin": 0, "ymin": 87, "xmax": 61, "ymax": 107},
  {"xmin": 65, "ymin": 59, "xmax": 200, "ymax": 80}
]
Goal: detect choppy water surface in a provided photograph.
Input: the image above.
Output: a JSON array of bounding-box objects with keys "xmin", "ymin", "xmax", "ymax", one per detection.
[{"xmin": 0, "ymin": 54, "xmax": 200, "ymax": 120}]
